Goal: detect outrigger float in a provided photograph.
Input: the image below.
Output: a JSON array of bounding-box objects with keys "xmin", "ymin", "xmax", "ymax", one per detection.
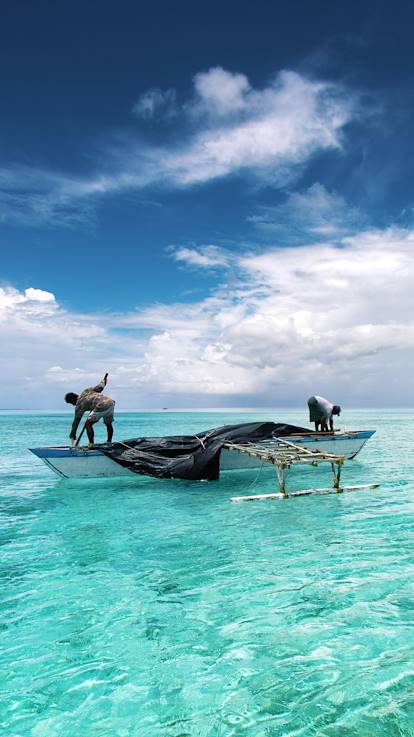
[{"xmin": 29, "ymin": 422, "xmax": 378, "ymax": 498}]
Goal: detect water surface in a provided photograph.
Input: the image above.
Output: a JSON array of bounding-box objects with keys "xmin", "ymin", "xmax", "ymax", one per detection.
[{"xmin": 1, "ymin": 410, "xmax": 414, "ymax": 736}]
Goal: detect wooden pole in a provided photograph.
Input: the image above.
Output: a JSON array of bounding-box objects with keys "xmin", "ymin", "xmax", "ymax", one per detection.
[{"xmin": 75, "ymin": 422, "xmax": 87, "ymax": 447}]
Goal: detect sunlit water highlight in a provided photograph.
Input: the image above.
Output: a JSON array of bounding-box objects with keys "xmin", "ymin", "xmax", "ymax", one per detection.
[{"xmin": 2, "ymin": 409, "xmax": 414, "ymax": 736}]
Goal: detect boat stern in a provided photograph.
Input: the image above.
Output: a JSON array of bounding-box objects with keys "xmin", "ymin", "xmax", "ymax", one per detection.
[{"xmin": 28, "ymin": 446, "xmax": 133, "ymax": 479}]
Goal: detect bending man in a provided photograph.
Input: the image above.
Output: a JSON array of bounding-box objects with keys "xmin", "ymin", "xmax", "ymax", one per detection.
[
  {"xmin": 65, "ymin": 373, "xmax": 115, "ymax": 446},
  {"xmin": 307, "ymin": 395, "xmax": 341, "ymax": 432}
]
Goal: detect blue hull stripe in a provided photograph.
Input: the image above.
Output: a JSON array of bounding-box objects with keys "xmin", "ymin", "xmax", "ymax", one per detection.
[{"xmin": 29, "ymin": 447, "xmax": 103, "ymax": 459}]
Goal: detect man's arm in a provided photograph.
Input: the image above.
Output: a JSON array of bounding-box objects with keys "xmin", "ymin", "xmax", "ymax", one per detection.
[
  {"xmin": 70, "ymin": 407, "xmax": 84, "ymax": 440},
  {"xmin": 92, "ymin": 373, "xmax": 108, "ymax": 394}
]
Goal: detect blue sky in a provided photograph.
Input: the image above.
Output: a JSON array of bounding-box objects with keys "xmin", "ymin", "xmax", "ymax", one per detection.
[{"xmin": 2, "ymin": 0, "xmax": 414, "ymax": 409}]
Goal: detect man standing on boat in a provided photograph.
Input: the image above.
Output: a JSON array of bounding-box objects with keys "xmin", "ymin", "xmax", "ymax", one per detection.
[
  {"xmin": 65, "ymin": 373, "xmax": 115, "ymax": 446},
  {"xmin": 307, "ymin": 395, "xmax": 341, "ymax": 432}
]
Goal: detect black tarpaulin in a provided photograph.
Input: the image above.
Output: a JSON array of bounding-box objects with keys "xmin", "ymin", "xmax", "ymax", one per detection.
[{"xmin": 101, "ymin": 421, "xmax": 309, "ymax": 481}]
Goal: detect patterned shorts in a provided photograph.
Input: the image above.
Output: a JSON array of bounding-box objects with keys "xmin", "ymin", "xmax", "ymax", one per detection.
[{"xmin": 87, "ymin": 403, "xmax": 115, "ymax": 424}]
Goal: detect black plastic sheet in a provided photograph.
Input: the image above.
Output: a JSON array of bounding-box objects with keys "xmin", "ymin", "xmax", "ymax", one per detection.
[{"xmin": 101, "ymin": 421, "xmax": 309, "ymax": 480}]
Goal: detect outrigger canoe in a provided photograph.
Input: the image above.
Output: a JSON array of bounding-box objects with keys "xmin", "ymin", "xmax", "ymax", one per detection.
[{"xmin": 29, "ymin": 423, "xmax": 375, "ymax": 480}]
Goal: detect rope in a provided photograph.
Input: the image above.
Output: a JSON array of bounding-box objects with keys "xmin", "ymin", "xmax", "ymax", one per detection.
[
  {"xmin": 116, "ymin": 441, "xmax": 135, "ymax": 451},
  {"xmin": 195, "ymin": 435, "xmax": 206, "ymax": 449},
  {"xmin": 243, "ymin": 459, "xmax": 266, "ymax": 493}
]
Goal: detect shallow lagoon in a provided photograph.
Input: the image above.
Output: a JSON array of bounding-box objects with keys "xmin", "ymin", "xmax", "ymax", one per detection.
[{"xmin": 2, "ymin": 409, "xmax": 414, "ymax": 737}]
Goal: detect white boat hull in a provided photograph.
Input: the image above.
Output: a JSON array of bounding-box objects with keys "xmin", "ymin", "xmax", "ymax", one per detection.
[
  {"xmin": 30, "ymin": 447, "xmax": 134, "ymax": 479},
  {"xmin": 30, "ymin": 431, "xmax": 375, "ymax": 479}
]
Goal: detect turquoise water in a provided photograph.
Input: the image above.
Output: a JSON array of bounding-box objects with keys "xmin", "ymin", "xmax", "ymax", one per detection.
[{"xmin": 2, "ymin": 409, "xmax": 414, "ymax": 737}]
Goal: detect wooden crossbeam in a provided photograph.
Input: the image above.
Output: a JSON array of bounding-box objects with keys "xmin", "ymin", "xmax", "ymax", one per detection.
[{"xmin": 223, "ymin": 439, "xmax": 345, "ymax": 466}]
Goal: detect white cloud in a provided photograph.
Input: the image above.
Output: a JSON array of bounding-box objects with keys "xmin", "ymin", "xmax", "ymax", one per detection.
[
  {"xmin": 3, "ymin": 226, "xmax": 414, "ymax": 408},
  {"xmin": 0, "ymin": 69, "xmax": 356, "ymax": 227},
  {"xmin": 160, "ymin": 71, "xmax": 352, "ymax": 186},
  {"xmin": 192, "ymin": 67, "xmax": 250, "ymax": 117},
  {"xmin": 24, "ymin": 288, "xmax": 55, "ymax": 302},
  {"xmin": 172, "ymin": 245, "xmax": 231, "ymax": 268},
  {"xmin": 0, "ymin": 285, "xmax": 56, "ymax": 315}
]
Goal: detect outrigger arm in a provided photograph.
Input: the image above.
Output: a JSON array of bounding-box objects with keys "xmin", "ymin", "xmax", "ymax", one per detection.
[{"xmin": 226, "ymin": 438, "xmax": 378, "ymax": 502}]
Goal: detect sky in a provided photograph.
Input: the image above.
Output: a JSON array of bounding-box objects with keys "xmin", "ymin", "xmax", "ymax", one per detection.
[{"xmin": 2, "ymin": 0, "xmax": 414, "ymax": 409}]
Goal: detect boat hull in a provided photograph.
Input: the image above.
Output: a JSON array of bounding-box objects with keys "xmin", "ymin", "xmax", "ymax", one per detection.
[{"xmin": 30, "ymin": 431, "xmax": 375, "ymax": 479}]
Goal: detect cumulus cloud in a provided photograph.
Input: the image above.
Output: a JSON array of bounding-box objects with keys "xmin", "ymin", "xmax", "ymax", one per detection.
[
  {"xmin": 24, "ymin": 288, "xmax": 55, "ymax": 302},
  {"xmin": 192, "ymin": 67, "xmax": 250, "ymax": 117},
  {"xmin": 0, "ymin": 285, "xmax": 109, "ymax": 407},
  {"xmin": 133, "ymin": 228, "xmax": 414, "ymax": 404},
  {"xmin": 0, "ymin": 286, "xmax": 56, "ymax": 315},
  {"xmin": 3, "ymin": 225, "xmax": 414, "ymax": 408},
  {"xmin": 0, "ymin": 68, "xmax": 356, "ymax": 227}
]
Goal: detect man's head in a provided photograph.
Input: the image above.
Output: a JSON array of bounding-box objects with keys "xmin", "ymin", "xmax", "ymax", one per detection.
[
  {"xmin": 332, "ymin": 405, "xmax": 341, "ymax": 416},
  {"xmin": 65, "ymin": 392, "xmax": 79, "ymax": 406}
]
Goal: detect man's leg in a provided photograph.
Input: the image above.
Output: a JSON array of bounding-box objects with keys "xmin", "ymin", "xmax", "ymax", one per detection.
[
  {"xmin": 85, "ymin": 420, "xmax": 95, "ymax": 444},
  {"xmin": 105, "ymin": 420, "xmax": 113, "ymax": 443}
]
